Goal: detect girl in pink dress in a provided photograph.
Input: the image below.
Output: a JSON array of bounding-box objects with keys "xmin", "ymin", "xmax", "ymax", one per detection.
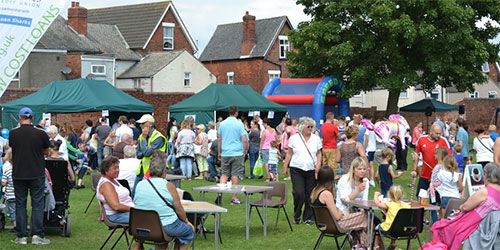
[{"xmin": 422, "ymin": 162, "xmax": 500, "ymax": 250}]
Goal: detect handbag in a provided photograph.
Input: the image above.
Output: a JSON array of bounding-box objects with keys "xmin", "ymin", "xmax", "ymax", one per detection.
[
  {"xmin": 253, "ymin": 157, "xmax": 264, "ymax": 176},
  {"xmin": 146, "ymin": 179, "xmax": 179, "ymax": 218},
  {"xmin": 194, "ymin": 144, "xmax": 202, "ymax": 154}
]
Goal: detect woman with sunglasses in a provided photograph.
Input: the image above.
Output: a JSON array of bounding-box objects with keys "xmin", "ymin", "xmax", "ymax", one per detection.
[{"xmin": 283, "ymin": 117, "xmax": 322, "ymax": 225}]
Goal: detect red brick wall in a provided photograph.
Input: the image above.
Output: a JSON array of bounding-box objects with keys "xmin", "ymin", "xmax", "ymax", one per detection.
[
  {"xmin": 203, "ymin": 58, "xmax": 281, "ymax": 93},
  {"xmin": 489, "ymin": 63, "xmax": 499, "ymax": 83},
  {"xmin": 141, "ymin": 8, "xmax": 194, "ymax": 55},
  {"xmin": 0, "ymin": 88, "xmax": 193, "ymax": 136},
  {"xmin": 65, "ymin": 53, "xmax": 82, "ymax": 79}
]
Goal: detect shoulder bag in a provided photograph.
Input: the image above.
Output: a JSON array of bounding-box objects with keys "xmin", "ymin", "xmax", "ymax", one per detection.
[
  {"xmin": 477, "ymin": 137, "xmax": 494, "ymax": 154},
  {"xmin": 298, "ymin": 133, "xmax": 320, "ymax": 169}
]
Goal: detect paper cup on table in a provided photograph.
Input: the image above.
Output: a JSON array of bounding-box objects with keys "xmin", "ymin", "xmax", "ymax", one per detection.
[
  {"xmin": 418, "ymin": 189, "xmax": 428, "ymax": 205},
  {"xmin": 216, "ymin": 183, "xmax": 226, "ymax": 189},
  {"xmin": 227, "ymin": 182, "xmax": 232, "ymax": 189}
]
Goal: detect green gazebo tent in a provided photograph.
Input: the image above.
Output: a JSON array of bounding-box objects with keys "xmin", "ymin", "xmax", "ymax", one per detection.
[
  {"xmin": 169, "ymin": 83, "xmax": 287, "ymax": 126},
  {"xmin": 1, "ymin": 78, "xmax": 153, "ymax": 129}
]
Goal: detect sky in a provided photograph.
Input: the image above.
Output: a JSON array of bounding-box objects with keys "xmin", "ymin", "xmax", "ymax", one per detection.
[{"xmin": 62, "ymin": 0, "xmax": 310, "ymax": 57}]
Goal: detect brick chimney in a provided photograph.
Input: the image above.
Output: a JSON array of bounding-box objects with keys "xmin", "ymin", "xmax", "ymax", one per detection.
[
  {"xmin": 68, "ymin": 1, "xmax": 87, "ymax": 36},
  {"xmin": 241, "ymin": 11, "xmax": 256, "ymax": 56}
]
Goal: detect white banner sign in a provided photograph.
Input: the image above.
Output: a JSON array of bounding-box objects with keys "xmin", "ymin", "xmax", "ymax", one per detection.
[{"xmin": 0, "ymin": 0, "xmax": 68, "ymax": 96}]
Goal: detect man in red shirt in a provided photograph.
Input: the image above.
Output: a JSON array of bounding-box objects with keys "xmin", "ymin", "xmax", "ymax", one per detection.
[
  {"xmin": 321, "ymin": 112, "xmax": 340, "ymax": 171},
  {"xmin": 412, "ymin": 123, "xmax": 451, "ymax": 222}
]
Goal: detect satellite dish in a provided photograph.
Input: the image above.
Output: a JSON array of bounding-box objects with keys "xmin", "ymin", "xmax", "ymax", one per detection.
[{"xmin": 61, "ymin": 67, "xmax": 72, "ymax": 75}]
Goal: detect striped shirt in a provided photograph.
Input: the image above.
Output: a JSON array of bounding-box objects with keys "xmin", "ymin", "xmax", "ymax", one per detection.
[{"xmin": 1, "ymin": 162, "xmax": 15, "ymax": 200}]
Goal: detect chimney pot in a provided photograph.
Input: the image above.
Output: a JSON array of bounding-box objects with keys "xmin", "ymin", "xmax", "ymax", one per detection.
[
  {"xmin": 71, "ymin": 1, "xmax": 75, "ymax": 7},
  {"xmin": 75, "ymin": 2, "xmax": 79, "ymax": 7},
  {"xmin": 245, "ymin": 11, "xmax": 249, "ymax": 15}
]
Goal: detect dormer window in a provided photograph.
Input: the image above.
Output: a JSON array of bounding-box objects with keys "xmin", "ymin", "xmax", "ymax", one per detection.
[
  {"xmin": 163, "ymin": 23, "xmax": 175, "ymax": 50},
  {"xmin": 469, "ymin": 91, "xmax": 479, "ymax": 98},
  {"xmin": 279, "ymin": 35, "xmax": 289, "ymax": 59},
  {"xmin": 489, "ymin": 91, "xmax": 497, "ymax": 98}
]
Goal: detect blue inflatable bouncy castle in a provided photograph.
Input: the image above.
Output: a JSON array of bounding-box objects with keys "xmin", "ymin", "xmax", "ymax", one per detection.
[{"xmin": 262, "ymin": 77, "xmax": 350, "ymax": 129}]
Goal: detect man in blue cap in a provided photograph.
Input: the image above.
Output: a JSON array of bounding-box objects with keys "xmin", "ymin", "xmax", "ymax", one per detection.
[{"xmin": 9, "ymin": 107, "xmax": 50, "ymax": 245}]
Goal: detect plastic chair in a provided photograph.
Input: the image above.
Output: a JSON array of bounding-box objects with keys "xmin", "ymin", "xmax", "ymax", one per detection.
[
  {"xmin": 127, "ymin": 207, "xmax": 176, "ymax": 250},
  {"xmin": 371, "ymin": 208, "xmax": 424, "ymax": 250},
  {"xmin": 99, "ymin": 202, "xmax": 129, "ymax": 250},
  {"xmin": 84, "ymin": 173, "xmax": 102, "ymax": 213},
  {"xmin": 249, "ymin": 182, "xmax": 293, "ymax": 234},
  {"xmin": 443, "ymin": 198, "xmax": 466, "ymax": 219},
  {"xmin": 311, "ymin": 205, "xmax": 352, "ymax": 250}
]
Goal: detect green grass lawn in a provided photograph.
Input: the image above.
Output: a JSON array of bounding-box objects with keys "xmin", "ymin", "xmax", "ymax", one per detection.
[{"xmin": 0, "ymin": 151, "xmax": 437, "ymax": 250}]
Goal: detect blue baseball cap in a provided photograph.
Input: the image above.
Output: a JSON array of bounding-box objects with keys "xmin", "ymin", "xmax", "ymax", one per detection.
[{"xmin": 19, "ymin": 107, "xmax": 33, "ymax": 118}]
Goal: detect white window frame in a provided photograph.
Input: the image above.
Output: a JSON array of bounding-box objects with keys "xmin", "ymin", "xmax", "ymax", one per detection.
[
  {"xmin": 227, "ymin": 72, "xmax": 234, "ymax": 85},
  {"xmin": 12, "ymin": 71, "xmax": 19, "ymax": 81},
  {"xmin": 184, "ymin": 72, "xmax": 191, "ymax": 87},
  {"xmin": 268, "ymin": 70, "xmax": 281, "ymax": 81},
  {"xmin": 353, "ymin": 93, "xmax": 362, "ymax": 98},
  {"xmin": 162, "ymin": 22, "xmax": 175, "ymax": 50},
  {"xmin": 400, "ymin": 89, "xmax": 408, "ymax": 98},
  {"xmin": 482, "ymin": 62, "xmax": 490, "ymax": 73},
  {"xmin": 91, "ymin": 64, "xmax": 106, "ymax": 75},
  {"xmin": 279, "ymin": 35, "xmax": 289, "ymax": 59},
  {"xmin": 469, "ymin": 91, "xmax": 479, "ymax": 98},
  {"xmin": 488, "ymin": 90, "xmax": 497, "ymax": 98}
]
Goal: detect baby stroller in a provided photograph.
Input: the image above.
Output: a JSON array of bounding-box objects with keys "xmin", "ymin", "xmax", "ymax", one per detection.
[{"xmin": 44, "ymin": 159, "xmax": 72, "ymax": 237}]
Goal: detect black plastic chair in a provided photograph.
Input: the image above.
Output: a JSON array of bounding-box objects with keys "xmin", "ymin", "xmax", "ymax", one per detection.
[
  {"xmin": 99, "ymin": 202, "xmax": 129, "ymax": 250},
  {"xmin": 312, "ymin": 205, "xmax": 352, "ymax": 250},
  {"xmin": 250, "ymin": 182, "xmax": 293, "ymax": 234},
  {"xmin": 371, "ymin": 208, "xmax": 424, "ymax": 250},
  {"xmin": 84, "ymin": 173, "xmax": 102, "ymax": 213},
  {"xmin": 127, "ymin": 208, "xmax": 176, "ymax": 250}
]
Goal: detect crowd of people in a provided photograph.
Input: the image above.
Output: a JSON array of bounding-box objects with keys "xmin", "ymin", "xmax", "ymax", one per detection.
[{"xmin": 2, "ymin": 105, "xmax": 500, "ymax": 249}]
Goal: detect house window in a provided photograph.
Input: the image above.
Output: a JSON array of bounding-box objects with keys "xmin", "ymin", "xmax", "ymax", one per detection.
[
  {"xmin": 469, "ymin": 91, "xmax": 479, "ymax": 98},
  {"xmin": 227, "ymin": 72, "xmax": 234, "ymax": 85},
  {"xmin": 400, "ymin": 89, "xmax": 408, "ymax": 98},
  {"xmin": 268, "ymin": 70, "xmax": 281, "ymax": 81},
  {"xmin": 430, "ymin": 88, "xmax": 440, "ymax": 100},
  {"xmin": 279, "ymin": 35, "xmax": 289, "ymax": 59},
  {"xmin": 91, "ymin": 65, "xmax": 106, "ymax": 75},
  {"xmin": 489, "ymin": 91, "xmax": 497, "ymax": 98},
  {"xmin": 184, "ymin": 72, "xmax": 191, "ymax": 87},
  {"xmin": 163, "ymin": 23, "xmax": 175, "ymax": 50},
  {"xmin": 482, "ymin": 62, "xmax": 490, "ymax": 73},
  {"xmin": 353, "ymin": 93, "xmax": 362, "ymax": 98}
]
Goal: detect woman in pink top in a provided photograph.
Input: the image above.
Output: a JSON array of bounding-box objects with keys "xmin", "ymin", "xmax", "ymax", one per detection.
[
  {"xmin": 281, "ymin": 118, "xmax": 296, "ymax": 180},
  {"xmin": 412, "ymin": 121, "xmax": 423, "ymax": 146},
  {"xmin": 96, "ymin": 156, "xmax": 135, "ymax": 224},
  {"xmin": 260, "ymin": 118, "xmax": 279, "ymax": 182},
  {"xmin": 423, "ymin": 162, "xmax": 500, "ymax": 250}
]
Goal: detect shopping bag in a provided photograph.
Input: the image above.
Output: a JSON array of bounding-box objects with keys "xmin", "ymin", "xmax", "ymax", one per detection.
[{"xmin": 253, "ymin": 157, "xmax": 264, "ymax": 176}]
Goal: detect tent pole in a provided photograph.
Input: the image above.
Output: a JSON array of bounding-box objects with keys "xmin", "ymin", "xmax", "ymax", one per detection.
[{"xmin": 214, "ymin": 110, "xmax": 217, "ymax": 129}]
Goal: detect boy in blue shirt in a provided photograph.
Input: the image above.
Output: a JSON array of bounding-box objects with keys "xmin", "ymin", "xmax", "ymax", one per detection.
[
  {"xmin": 75, "ymin": 143, "xmax": 94, "ymax": 189},
  {"xmin": 453, "ymin": 144, "xmax": 464, "ymax": 172}
]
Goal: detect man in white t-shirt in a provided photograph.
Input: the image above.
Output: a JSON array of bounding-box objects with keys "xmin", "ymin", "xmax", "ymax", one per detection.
[
  {"xmin": 115, "ymin": 116, "xmax": 133, "ymax": 143},
  {"xmin": 207, "ymin": 121, "xmax": 217, "ymax": 149},
  {"xmin": 118, "ymin": 145, "xmax": 141, "ymax": 190}
]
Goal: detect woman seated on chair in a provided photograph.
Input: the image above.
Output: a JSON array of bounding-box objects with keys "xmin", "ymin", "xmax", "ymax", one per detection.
[
  {"xmin": 96, "ymin": 156, "xmax": 134, "ymax": 224},
  {"xmin": 133, "ymin": 154, "xmax": 194, "ymax": 250},
  {"xmin": 423, "ymin": 162, "xmax": 500, "ymax": 250},
  {"xmin": 311, "ymin": 166, "xmax": 371, "ymax": 246}
]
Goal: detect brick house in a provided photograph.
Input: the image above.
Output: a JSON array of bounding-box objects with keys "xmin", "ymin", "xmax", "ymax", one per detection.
[{"xmin": 200, "ymin": 12, "xmax": 294, "ymax": 93}]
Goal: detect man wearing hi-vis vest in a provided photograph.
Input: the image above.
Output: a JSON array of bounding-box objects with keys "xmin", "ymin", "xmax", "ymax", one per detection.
[{"xmin": 132, "ymin": 114, "xmax": 166, "ymax": 196}]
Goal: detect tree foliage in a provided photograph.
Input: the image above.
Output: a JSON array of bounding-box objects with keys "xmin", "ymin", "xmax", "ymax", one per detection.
[{"xmin": 287, "ymin": 0, "xmax": 500, "ymax": 114}]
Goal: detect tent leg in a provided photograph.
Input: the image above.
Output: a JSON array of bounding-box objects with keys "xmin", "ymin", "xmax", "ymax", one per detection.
[{"xmin": 214, "ymin": 111, "xmax": 217, "ymax": 129}]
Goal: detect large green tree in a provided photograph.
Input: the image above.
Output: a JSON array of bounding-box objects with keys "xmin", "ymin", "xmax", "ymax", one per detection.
[{"xmin": 288, "ymin": 0, "xmax": 500, "ymax": 115}]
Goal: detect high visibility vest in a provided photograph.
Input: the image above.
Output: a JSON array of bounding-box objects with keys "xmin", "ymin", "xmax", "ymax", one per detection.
[{"xmin": 136, "ymin": 129, "xmax": 167, "ymax": 176}]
